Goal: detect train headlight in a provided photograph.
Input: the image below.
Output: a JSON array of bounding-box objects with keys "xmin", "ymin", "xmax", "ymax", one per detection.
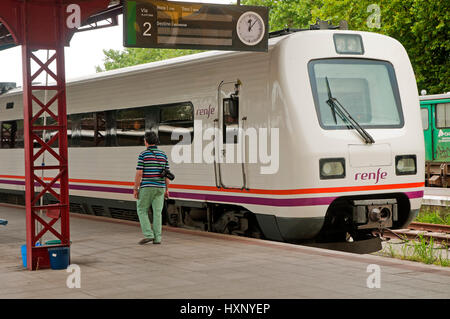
[
  {"xmin": 320, "ymin": 158, "xmax": 346, "ymax": 179},
  {"xmin": 333, "ymin": 34, "xmax": 364, "ymax": 55},
  {"xmin": 395, "ymin": 155, "xmax": 417, "ymax": 175}
]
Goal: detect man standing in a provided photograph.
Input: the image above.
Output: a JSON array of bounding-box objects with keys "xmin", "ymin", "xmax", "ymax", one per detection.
[{"xmin": 134, "ymin": 131, "xmax": 170, "ymax": 245}]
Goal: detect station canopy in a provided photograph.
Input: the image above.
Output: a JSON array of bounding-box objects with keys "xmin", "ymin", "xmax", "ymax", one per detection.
[
  {"xmin": 0, "ymin": 23, "xmax": 14, "ymax": 51},
  {"xmin": 0, "ymin": 0, "xmax": 123, "ymax": 51}
]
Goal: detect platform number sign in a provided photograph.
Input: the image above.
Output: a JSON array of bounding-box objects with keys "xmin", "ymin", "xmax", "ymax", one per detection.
[{"xmin": 124, "ymin": 0, "xmax": 269, "ymax": 52}]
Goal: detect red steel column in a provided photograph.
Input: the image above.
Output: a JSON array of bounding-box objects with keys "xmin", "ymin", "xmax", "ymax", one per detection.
[
  {"xmin": 22, "ymin": 3, "xmax": 70, "ymax": 271},
  {"xmin": 22, "ymin": 48, "xmax": 70, "ymax": 270}
]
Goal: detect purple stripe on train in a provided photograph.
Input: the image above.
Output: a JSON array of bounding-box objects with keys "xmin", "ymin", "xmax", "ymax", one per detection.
[{"xmin": 168, "ymin": 192, "xmax": 336, "ymax": 207}]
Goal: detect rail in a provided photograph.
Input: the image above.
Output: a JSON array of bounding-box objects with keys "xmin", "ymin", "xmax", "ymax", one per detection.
[
  {"xmin": 383, "ymin": 222, "xmax": 450, "ymax": 244},
  {"xmin": 409, "ymin": 222, "xmax": 450, "ymax": 233}
]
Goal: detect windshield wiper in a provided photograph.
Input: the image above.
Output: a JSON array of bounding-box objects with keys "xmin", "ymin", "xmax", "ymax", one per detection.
[{"xmin": 325, "ymin": 77, "xmax": 375, "ymax": 144}]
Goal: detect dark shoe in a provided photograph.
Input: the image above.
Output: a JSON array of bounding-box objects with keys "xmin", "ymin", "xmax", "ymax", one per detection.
[
  {"xmin": 153, "ymin": 241, "xmax": 161, "ymax": 245},
  {"xmin": 139, "ymin": 238, "xmax": 153, "ymax": 245}
]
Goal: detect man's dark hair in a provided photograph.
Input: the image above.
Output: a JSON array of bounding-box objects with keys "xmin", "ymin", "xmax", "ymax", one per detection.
[{"xmin": 144, "ymin": 131, "xmax": 159, "ymax": 145}]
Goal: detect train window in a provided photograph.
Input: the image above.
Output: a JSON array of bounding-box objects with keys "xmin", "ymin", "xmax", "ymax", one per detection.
[
  {"xmin": 1, "ymin": 118, "xmax": 55, "ymax": 149},
  {"xmin": 421, "ymin": 108, "xmax": 429, "ymax": 130},
  {"xmin": 40, "ymin": 116, "xmax": 59, "ymax": 148},
  {"xmin": 116, "ymin": 107, "xmax": 146, "ymax": 146},
  {"xmin": 146, "ymin": 108, "xmax": 159, "ymax": 133},
  {"xmin": 93, "ymin": 112, "xmax": 106, "ymax": 147},
  {"xmin": 0, "ymin": 121, "xmax": 17, "ymax": 148},
  {"xmin": 31, "ymin": 118, "xmax": 44, "ymax": 148},
  {"xmin": 67, "ymin": 113, "xmax": 105, "ymax": 147},
  {"xmin": 159, "ymin": 103, "xmax": 193, "ymax": 145},
  {"xmin": 76, "ymin": 112, "xmax": 106, "ymax": 147},
  {"xmin": 14, "ymin": 120, "xmax": 24, "ymax": 148},
  {"xmin": 68, "ymin": 114, "xmax": 82, "ymax": 147},
  {"xmin": 1, "ymin": 120, "xmax": 25, "ymax": 149},
  {"xmin": 308, "ymin": 59, "xmax": 403, "ymax": 129},
  {"xmin": 223, "ymin": 97, "xmax": 239, "ymax": 144},
  {"xmin": 105, "ymin": 110, "xmax": 117, "ymax": 147},
  {"xmin": 77, "ymin": 113, "xmax": 91, "ymax": 147},
  {"xmin": 435, "ymin": 103, "xmax": 450, "ymax": 128},
  {"xmin": 65, "ymin": 104, "xmax": 191, "ymax": 148}
]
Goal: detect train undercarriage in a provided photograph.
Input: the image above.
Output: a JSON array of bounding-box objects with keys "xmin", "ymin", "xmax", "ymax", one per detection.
[{"xmin": 165, "ymin": 200, "xmax": 263, "ymax": 239}]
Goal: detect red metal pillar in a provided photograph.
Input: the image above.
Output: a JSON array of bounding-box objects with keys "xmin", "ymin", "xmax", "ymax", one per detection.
[
  {"xmin": 22, "ymin": 48, "xmax": 70, "ymax": 270},
  {"xmin": 0, "ymin": 0, "xmax": 111, "ymax": 270},
  {"xmin": 21, "ymin": 2, "xmax": 71, "ymax": 269}
]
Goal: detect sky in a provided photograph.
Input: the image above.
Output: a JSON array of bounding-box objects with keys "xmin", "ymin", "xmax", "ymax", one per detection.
[{"xmin": 0, "ymin": 0, "xmax": 234, "ymax": 87}]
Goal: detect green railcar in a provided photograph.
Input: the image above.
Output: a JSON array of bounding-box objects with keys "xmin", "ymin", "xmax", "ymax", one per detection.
[{"xmin": 420, "ymin": 93, "xmax": 450, "ymax": 186}]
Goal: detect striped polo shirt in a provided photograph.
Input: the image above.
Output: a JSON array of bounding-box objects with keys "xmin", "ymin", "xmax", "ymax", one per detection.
[{"xmin": 136, "ymin": 145, "xmax": 169, "ymax": 188}]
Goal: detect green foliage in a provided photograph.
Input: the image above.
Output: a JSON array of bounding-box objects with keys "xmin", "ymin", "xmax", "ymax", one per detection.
[
  {"xmin": 98, "ymin": 0, "xmax": 449, "ymax": 94},
  {"xmin": 95, "ymin": 48, "xmax": 204, "ymax": 72},
  {"xmin": 438, "ymin": 244, "xmax": 450, "ymax": 267},
  {"xmin": 381, "ymin": 237, "xmax": 449, "ymax": 267},
  {"xmin": 242, "ymin": 0, "xmax": 322, "ymax": 30},
  {"xmin": 412, "ymin": 234, "xmax": 437, "ymax": 264},
  {"xmin": 415, "ymin": 207, "xmax": 450, "ymax": 225}
]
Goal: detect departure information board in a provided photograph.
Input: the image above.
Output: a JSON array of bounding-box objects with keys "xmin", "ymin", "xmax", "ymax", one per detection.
[{"xmin": 124, "ymin": 0, "xmax": 269, "ymax": 52}]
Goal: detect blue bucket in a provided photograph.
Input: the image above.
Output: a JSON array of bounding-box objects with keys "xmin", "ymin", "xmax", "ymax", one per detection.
[
  {"xmin": 48, "ymin": 247, "xmax": 70, "ymax": 270},
  {"xmin": 20, "ymin": 243, "xmax": 41, "ymax": 268}
]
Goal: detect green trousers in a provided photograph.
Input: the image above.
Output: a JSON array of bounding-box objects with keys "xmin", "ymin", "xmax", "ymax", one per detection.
[{"xmin": 136, "ymin": 187, "xmax": 165, "ymax": 242}]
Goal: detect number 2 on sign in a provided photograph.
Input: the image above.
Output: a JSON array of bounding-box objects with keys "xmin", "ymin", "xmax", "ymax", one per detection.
[{"xmin": 143, "ymin": 22, "xmax": 152, "ymax": 36}]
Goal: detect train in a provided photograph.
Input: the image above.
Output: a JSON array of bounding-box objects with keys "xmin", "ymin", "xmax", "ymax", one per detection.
[
  {"xmin": 420, "ymin": 93, "xmax": 450, "ymax": 187},
  {"xmin": 0, "ymin": 27, "xmax": 424, "ymax": 249}
]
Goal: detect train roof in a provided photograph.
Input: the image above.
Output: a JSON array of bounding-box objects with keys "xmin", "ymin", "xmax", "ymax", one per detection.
[
  {"xmin": 67, "ymin": 34, "xmax": 292, "ymax": 83},
  {"xmin": 419, "ymin": 93, "xmax": 450, "ymax": 102},
  {"xmin": 2, "ymin": 34, "xmax": 290, "ymax": 97}
]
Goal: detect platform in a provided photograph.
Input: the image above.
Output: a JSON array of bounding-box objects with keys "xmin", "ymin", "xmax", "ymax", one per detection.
[
  {"xmin": 423, "ymin": 187, "xmax": 450, "ymax": 207},
  {"xmin": 0, "ymin": 205, "xmax": 449, "ymax": 299}
]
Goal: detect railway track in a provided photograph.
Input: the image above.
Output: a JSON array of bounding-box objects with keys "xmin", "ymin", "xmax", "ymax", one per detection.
[{"xmin": 382, "ymin": 222, "xmax": 450, "ymax": 245}]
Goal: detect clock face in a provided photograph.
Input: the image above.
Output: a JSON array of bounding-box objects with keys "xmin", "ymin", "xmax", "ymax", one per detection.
[{"xmin": 236, "ymin": 11, "xmax": 265, "ymax": 46}]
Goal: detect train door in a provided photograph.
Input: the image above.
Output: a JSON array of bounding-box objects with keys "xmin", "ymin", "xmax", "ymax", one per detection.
[
  {"xmin": 421, "ymin": 105, "xmax": 433, "ymax": 161},
  {"xmin": 216, "ymin": 80, "xmax": 245, "ymax": 189},
  {"xmin": 432, "ymin": 102, "xmax": 450, "ymax": 162}
]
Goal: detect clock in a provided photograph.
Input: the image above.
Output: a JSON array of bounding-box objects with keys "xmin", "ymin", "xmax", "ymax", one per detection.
[{"xmin": 236, "ymin": 11, "xmax": 265, "ymax": 46}]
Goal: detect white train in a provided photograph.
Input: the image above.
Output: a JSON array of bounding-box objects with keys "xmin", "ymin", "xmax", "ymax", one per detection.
[{"xmin": 0, "ymin": 28, "xmax": 424, "ymax": 245}]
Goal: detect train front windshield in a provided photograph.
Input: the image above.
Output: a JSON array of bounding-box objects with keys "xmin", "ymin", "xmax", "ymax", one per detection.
[{"xmin": 308, "ymin": 59, "xmax": 404, "ymax": 129}]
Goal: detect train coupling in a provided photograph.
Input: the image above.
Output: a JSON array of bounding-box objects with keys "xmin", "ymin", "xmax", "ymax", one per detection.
[{"xmin": 352, "ymin": 199, "xmax": 398, "ymax": 230}]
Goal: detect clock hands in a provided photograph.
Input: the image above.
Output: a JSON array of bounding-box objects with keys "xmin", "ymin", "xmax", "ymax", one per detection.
[{"xmin": 247, "ymin": 18, "xmax": 258, "ymax": 32}]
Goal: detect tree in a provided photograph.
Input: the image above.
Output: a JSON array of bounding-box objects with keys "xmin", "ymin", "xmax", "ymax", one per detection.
[
  {"xmin": 95, "ymin": 48, "xmax": 204, "ymax": 72},
  {"xmin": 241, "ymin": 0, "xmax": 323, "ymax": 30}
]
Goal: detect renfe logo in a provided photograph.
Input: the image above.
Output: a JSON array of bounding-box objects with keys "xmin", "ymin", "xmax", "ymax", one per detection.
[
  {"xmin": 355, "ymin": 168, "xmax": 387, "ymax": 184},
  {"xmin": 196, "ymin": 105, "xmax": 215, "ymax": 119}
]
